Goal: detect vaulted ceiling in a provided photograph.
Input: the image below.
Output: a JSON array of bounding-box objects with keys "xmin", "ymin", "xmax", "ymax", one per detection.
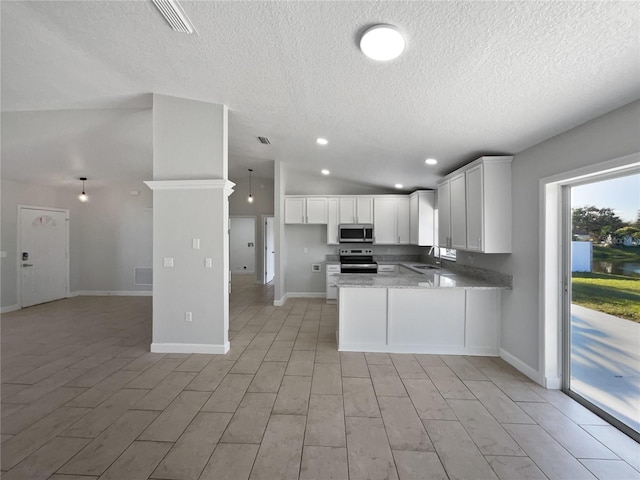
[{"xmin": 2, "ymin": 1, "xmax": 639, "ymax": 191}]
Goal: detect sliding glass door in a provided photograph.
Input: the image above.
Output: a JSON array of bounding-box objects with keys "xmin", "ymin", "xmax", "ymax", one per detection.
[{"xmin": 563, "ymin": 172, "xmax": 640, "ymax": 441}]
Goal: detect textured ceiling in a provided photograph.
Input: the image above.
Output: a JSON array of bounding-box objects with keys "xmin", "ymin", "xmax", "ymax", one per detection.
[{"xmin": 1, "ymin": 1, "xmax": 639, "ymax": 191}]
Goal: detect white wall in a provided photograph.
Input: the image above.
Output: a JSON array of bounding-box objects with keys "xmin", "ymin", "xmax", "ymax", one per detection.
[
  {"xmin": 1, "ymin": 179, "xmax": 153, "ymax": 309},
  {"xmin": 74, "ymin": 182, "xmax": 152, "ymax": 293},
  {"xmin": 230, "ymin": 217, "xmax": 256, "ymax": 273},
  {"xmin": 468, "ymin": 100, "xmax": 640, "ymax": 378},
  {"xmin": 285, "ymin": 225, "xmax": 336, "ymax": 294}
]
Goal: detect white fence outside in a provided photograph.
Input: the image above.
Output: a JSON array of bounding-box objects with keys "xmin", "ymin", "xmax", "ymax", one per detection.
[{"xmin": 572, "ymin": 241, "xmax": 592, "ymax": 272}]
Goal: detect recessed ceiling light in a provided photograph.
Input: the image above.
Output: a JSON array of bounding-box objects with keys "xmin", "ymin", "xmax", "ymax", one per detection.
[
  {"xmin": 360, "ymin": 24, "xmax": 406, "ymax": 61},
  {"xmin": 321, "ymin": 169, "xmax": 330, "ymax": 175},
  {"xmin": 425, "ymin": 158, "xmax": 438, "ymax": 165},
  {"xmin": 395, "ymin": 183, "xmax": 404, "ymax": 189},
  {"xmin": 316, "ymin": 138, "xmax": 328, "ymax": 145}
]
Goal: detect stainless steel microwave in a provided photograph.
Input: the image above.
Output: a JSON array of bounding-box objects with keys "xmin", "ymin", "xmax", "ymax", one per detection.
[{"xmin": 338, "ymin": 224, "xmax": 374, "ymax": 243}]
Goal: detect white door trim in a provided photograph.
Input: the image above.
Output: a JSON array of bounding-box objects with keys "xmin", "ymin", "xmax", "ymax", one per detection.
[
  {"xmin": 538, "ymin": 152, "xmax": 640, "ymax": 389},
  {"xmin": 17, "ymin": 205, "xmax": 70, "ymax": 308},
  {"xmin": 263, "ymin": 214, "xmax": 275, "ymax": 284}
]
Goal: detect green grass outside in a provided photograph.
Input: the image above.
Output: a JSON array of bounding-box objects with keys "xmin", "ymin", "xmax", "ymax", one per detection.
[
  {"xmin": 593, "ymin": 245, "xmax": 640, "ymax": 261},
  {"xmin": 572, "ymin": 272, "xmax": 640, "ymax": 322}
]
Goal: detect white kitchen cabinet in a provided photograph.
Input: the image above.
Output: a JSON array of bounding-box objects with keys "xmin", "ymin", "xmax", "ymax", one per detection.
[
  {"xmin": 338, "ymin": 286, "xmax": 501, "ymax": 355},
  {"xmin": 284, "ymin": 196, "xmax": 306, "ymax": 224},
  {"xmin": 306, "ymin": 197, "xmax": 328, "ymax": 223},
  {"xmin": 338, "ymin": 287, "xmax": 387, "ymax": 350},
  {"xmin": 338, "ymin": 197, "xmax": 356, "ymax": 223},
  {"xmin": 327, "ymin": 197, "xmax": 339, "ymax": 244},
  {"xmin": 284, "ymin": 196, "xmax": 327, "ymax": 224},
  {"xmin": 340, "ymin": 196, "xmax": 373, "ymax": 224},
  {"xmin": 373, "ymin": 197, "xmax": 396, "ymax": 244},
  {"xmin": 388, "ymin": 289, "xmax": 465, "ymax": 352},
  {"xmin": 326, "ymin": 263, "xmax": 340, "ymax": 300},
  {"xmin": 397, "ymin": 197, "xmax": 410, "ymax": 244},
  {"xmin": 377, "ymin": 264, "xmax": 398, "ymax": 273},
  {"xmin": 437, "ymin": 156, "xmax": 512, "ymax": 253},
  {"xmin": 409, "ymin": 190, "xmax": 435, "ymax": 246},
  {"xmin": 437, "ymin": 181, "xmax": 451, "ymax": 248},
  {"xmin": 465, "ymin": 158, "xmax": 512, "ymax": 253},
  {"xmin": 373, "ymin": 196, "xmax": 409, "ymax": 245},
  {"xmin": 356, "ymin": 197, "xmax": 374, "ymax": 223},
  {"xmin": 450, "ymin": 173, "xmax": 467, "ymax": 250}
]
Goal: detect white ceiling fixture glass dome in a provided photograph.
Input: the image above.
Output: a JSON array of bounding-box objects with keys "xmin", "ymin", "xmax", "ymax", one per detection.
[{"xmin": 360, "ymin": 24, "xmax": 406, "ymax": 61}]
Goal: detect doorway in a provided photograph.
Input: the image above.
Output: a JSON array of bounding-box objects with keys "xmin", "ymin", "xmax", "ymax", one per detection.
[
  {"xmin": 563, "ymin": 172, "xmax": 640, "ymax": 440},
  {"xmin": 264, "ymin": 216, "xmax": 275, "ymax": 284},
  {"xmin": 18, "ymin": 206, "xmax": 69, "ymax": 308}
]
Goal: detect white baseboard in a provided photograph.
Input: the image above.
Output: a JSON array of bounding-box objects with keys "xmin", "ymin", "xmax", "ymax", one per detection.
[
  {"xmin": 72, "ymin": 290, "xmax": 152, "ymax": 297},
  {"xmin": 287, "ymin": 292, "xmax": 326, "ymax": 298},
  {"xmin": 273, "ymin": 293, "xmax": 288, "ymax": 306},
  {"xmin": 338, "ymin": 344, "xmax": 469, "ymax": 355},
  {"xmin": 151, "ymin": 342, "xmax": 230, "ymax": 354},
  {"xmin": 499, "ymin": 347, "xmax": 542, "ymax": 384},
  {"xmin": 1, "ymin": 304, "xmax": 20, "ymax": 314},
  {"xmin": 273, "ymin": 292, "xmax": 326, "ymax": 306}
]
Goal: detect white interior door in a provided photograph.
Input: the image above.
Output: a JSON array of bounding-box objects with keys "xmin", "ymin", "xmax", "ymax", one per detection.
[
  {"xmin": 265, "ymin": 216, "xmax": 275, "ymax": 283},
  {"xmin": 20, "ymin": 207, "xmax": 68, "ymax": 308}
]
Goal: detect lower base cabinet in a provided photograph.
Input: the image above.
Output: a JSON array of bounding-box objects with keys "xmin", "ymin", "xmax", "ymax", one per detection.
[{"xmin": 338, "ymin": 287, "xmax": 500, "ymax": 355}]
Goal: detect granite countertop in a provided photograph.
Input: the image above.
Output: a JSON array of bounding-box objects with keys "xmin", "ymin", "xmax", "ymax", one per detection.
[{"xmin": 335, "ymin": 263, "xmax": 506, "ymax": 290}]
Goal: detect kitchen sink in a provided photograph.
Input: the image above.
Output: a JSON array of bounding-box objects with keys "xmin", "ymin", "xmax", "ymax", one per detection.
[{"xmin": 413, "ymin": 265, "xmax": 439, "ymax": 270}]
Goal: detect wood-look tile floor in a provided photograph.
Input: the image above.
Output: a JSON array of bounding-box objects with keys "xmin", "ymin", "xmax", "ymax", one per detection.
[{"xmin": 1, "ymin": 275, "xmax": 639, "ymax": 480}]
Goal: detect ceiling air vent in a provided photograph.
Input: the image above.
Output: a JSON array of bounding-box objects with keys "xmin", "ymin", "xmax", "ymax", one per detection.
[
  {"xmin": 152, "ymin": 0, "xmax": 196, "ymax": 34},
  {"xmin": 257, "ymin": 137, "xmax": 271, "ymax": 145}
]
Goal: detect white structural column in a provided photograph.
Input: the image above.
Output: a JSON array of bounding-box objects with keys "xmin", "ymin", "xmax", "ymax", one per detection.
[{"xmin": 146, "ymin": 94, "xmax": 233, "ymax": 354}]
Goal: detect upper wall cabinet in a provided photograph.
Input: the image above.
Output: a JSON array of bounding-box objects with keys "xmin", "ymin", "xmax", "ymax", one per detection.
[
  {"xmin": 339, "ymin": 197, "xmax": 373, "ymax": 224},
  {"xmin": 284, "ymin": 196, "xmax": 328, "ymax": 224},
  {"xmin": 437, "ymin": 156, "xmax": 512, "ymax": 253},
  {"xmin": 409, "ymin": 190, "xmax": 435, "ymax": 246},
  {"xmin": 373, "ymin": 196, "xmax": 410, "ymax": 245}
]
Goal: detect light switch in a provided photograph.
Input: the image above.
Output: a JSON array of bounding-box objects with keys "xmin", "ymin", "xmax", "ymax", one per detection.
[
  {"xmin": 163, "ymin": 257, "xmax": 174, "ymax": 268},
  {"xmin": 205, "ymin": 258, "xmax": 213, "ymax": 268},
  {"xmin": 192, "ymin": 238, "xmax": 200, "ymax": 250}
]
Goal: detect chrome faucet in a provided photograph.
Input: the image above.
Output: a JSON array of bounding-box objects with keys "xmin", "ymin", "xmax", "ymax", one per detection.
[{"xmin": 428, "ymin": 246, "xmax": 441, "ymax": 267}]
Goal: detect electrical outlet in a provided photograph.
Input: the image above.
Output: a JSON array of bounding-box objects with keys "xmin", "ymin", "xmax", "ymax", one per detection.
[
  {"xmin": 185, "ymin": 312, "xmax": 192, "ymax": 322},
  {"xmin": 163, "ymin": 257, "xmax": 174, "ymax": 268}
]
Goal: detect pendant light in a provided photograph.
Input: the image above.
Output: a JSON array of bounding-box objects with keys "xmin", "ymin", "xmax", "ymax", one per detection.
[
  {"xmin": 78, "ymin": 177, "xmax": 89, "ymax": 203},
  {"xmin": 247, "ymin": 169, "xmax": 254, "ymax": 203}
]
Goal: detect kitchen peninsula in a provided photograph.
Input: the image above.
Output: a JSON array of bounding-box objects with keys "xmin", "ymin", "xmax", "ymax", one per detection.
[{"xmin": 336, "ymin": 266, "xmax": 507, "ymax": 356}]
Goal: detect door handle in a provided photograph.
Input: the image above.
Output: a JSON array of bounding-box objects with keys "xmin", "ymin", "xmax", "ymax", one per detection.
[{"xmin": 22, "ymin": 263, "xmax": 34, "ymax": 267}]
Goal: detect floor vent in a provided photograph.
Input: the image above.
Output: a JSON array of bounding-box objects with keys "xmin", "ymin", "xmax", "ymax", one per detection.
[{"xmin": 134, "ymin": 268, "xmax": 153, "ymax": 286}]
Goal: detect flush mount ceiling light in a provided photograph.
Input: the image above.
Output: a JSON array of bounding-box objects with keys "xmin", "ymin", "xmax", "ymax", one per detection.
[
  {"xmin": 360, "ymin": 24, "xmax": 406, "ymax": 61},
  {"xmin": 247, "ymin": 169, "xmax": 254, "ymax": 203},
  {"xmin": 321, "ymin": 169, "xmax": 330, "ymax": 175},
  {"xmin": 425, "ymin": 158, "xmax": 438, "ymax": 165},
  {"xmin": 316, "ymin": 138, "xmax": 328, "ymax": 146},
  {"xmin": 151, "ymin": 0, "xmax": 196, "ymax": 34},
  {"xmin": 78, "ymin": 177, "xmax": 89, "ymax": 203},
  {"xmin": 395, "ymin": 183, "xmax": 404, "ymax": 189}
]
